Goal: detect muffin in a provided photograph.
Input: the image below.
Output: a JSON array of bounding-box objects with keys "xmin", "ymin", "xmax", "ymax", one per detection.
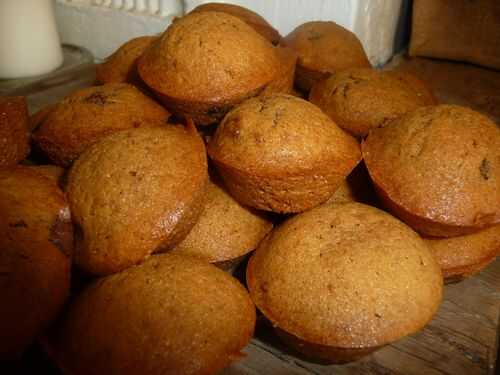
[
  {"xmin": 283, "ymin": 21, "xmax": 371, "ymax": 91},
  {"xmin": 27, "ymin": 164, "xmax": 65, "ymax": 185},
  {"xmin": 172, "ymin": 179, "xmax": 273, "ymax": 269},
  {"xmin": 424, "ymin": 224, "xmax": 500, "ymax": 282},
  {"xmin": 0, "ymin": 96, "xmax": 30, "ymax": 167},
  {"xmin": 0, "ymin": 166, "xmax": 72, "ymax": 359},
  {"xmin": 49, "ymin": 254, "xmax": 255, "ymax": 375},
  {"xmin": 138, "ymin": 11, "xmax": 280, "ymax": 125},
  {"xmin": 95, "ymin": 36, "xmax": 157, "ymax": 85},
  {"xmin": 261, "ymin": 46, "xmax": 298, "ymax": 96},
  {"xmin": 388, "ymin": 71, "xmax": 438, "ymax": 105},
  {"xmin": 247, "ymin": 202, "xmax": 443, "ymax": 363},
  {"xmin": 208, "ymin": 94, "xmax": 361, "ymax": 213},
  {"xmin": 67, "ymin": 124, "xmax": 208, "ymax": 275},
  {"xmin": 28, "ymin": 103, "xmax": 57, "ymax": 132},
  {"xmin": 363, "ymin": 105, "xmax": 500, "ymax": 237},
  {"xmin": 326, "ymin": 163, "xmax": 378, "ymax": 206},
  {"xmin": 309, "ymin": 68, "xmax": 429, "ymax": 137},
  {"xmin": 33, "ymin": 83, "xmax": 170, "ymax": 166},
  {"xmin": 189, "ymin": 2, "xmax": 281, "ymax": 44}
]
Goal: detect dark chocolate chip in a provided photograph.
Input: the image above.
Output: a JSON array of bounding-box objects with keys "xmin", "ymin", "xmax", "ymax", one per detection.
[
  {"xmin": 84, "ymin": 91, "xmax": 108, "ymax": 105},
  {"xmin": 480, "ymin": 158, "xmax": 491, "ymax": 180},
  {"xmin": 9, "ymin": 220, "xmax": 28, "ymax": 228}
]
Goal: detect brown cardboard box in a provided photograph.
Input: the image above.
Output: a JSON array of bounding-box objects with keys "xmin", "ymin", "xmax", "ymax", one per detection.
[{"xmin": 409, "ymin": 0, "xmax": 500, "ymax": 70}]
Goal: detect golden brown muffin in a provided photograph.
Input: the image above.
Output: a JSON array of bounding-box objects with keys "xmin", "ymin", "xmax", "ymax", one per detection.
[
  {"xmin": 33, "ymin": 83, "xmax": 170, "ymax": 166},
  {"xmin": 0, "ymin": 166, "xmax": 72, "ymax": 359},
  {"xmin": 424, "ymin": 224, "xmax": 500, "ymax": 282},
  {"xmin": 309, "ymin": 68, "xmax": 428, "ymax": 138},
  {"xmin": 138, "ymin": 11, "xmax": 279, "ymax": 125},
  {"xmin": 0, "ymin": 96, "xmax": 30, "ymax": 167},
  {"xmin": 189, "ymin": 2, "xmax": 281, "ymax": 44},
  {"xmin": 326, "ymin": 179, "xmax": 357, "ymax": 205},
  {"xmin": 67, "ymin": 124, "xmax": 208, "ymax": 275},
  {"xmin": 27, "ymin": 164, "xmax": 65, "ymax": 181},
  {"xmin": 28, "ymin": 103, "xmax": 57, "ymax": 132},
  {"xmin": 208, "ymin": 94, "xmax": 361, "ymax": 213},
  {"xmin": 95, "ymin": 36, "xmax": 157, "ymax": 85},
  {"xmin": 326, "ymin": 163, "xmax": 378, "ymax": 206},
  {"xmin": 49, "ymin": 253, "xmax": 256, "ymax": 375},
  {"xmin": 363, "ymin": 105, "xmax": 500, "ymax": 237},
  {"xmin": 388, "ymin": 71, "xmax": 438, "ymax": 105},
  {"xmin": 247, "ymin": 202, "xmax": 443, "ymax": 363},
  {"xmin": 283, "ymin": 21, "xmax": 371, "ymax": 91},
  {"xmin": 172, "ymin": 179, "xmax": 272, "ymax": 266},
  {"xmin": 261, "ymin": 46, "xmax": 298, "ymax": 96}
]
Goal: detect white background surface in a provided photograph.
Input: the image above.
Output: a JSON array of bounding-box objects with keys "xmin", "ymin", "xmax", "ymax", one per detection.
[{"xmin": 55, "ymin": 0, "xmax": 408, "ymax": 65}]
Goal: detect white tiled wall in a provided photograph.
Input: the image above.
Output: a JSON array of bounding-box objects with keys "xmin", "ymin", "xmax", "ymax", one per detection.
[{"xmin": 55, "ymin": 0, "xmax": 408, "ymax": 65}]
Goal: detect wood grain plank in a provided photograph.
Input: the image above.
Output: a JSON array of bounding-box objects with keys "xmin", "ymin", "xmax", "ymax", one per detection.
[{"xmin": 223, "ymin": 341, "xmax": 314, "ymax": 375}]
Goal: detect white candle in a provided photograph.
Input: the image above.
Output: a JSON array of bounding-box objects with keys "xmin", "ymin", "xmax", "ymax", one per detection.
[{"xmin": 0, "ymin": 0, "xmax": 64, "ymax": 79}]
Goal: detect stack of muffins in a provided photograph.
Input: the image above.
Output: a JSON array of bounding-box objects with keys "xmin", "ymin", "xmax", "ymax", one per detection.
[{"xmin": 0, "ymin": 3, "xmax": 498, "ymax": 374}]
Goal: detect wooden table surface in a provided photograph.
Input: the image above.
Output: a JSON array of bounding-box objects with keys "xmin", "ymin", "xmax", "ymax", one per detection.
[
  {"xmin": 11, "ymin": 55, "xmax": 500, "ymax": 375},
  {"xmin": 225, "ymin": 258, "xmax": 500, "ymax": 375}
]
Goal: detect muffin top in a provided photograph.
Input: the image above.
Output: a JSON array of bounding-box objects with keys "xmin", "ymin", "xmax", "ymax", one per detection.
[
  {"xmin": 261, "ymin": 46, "xmax": 298, "ymax": 96},
  {"xmin": 424, "ymin": 224, "xmax": 500, "ymax": 274},
  {"xmin": 26, "ymin": 165, "xmax": 65, "ymax": 185},
  {"xmin": 388, "ymin": 71, "xmax": 437, "ymax": 106},
  {"xmin": 190, "ymin": 2, "xmax": 281, "ymax": 44},
  {"xmin": 283, "ymin": 21, "xmax": 370, "ymax": 74},
  {"xmin": 309, "ymin": 68, "xmax": 428, "ymax": 137},
  {"xmin": 0, "ymin": 96, "xmax": 30, "ymax": 167},
  {"xmin": 28, "ymin": 103, "xmax": 56, "ymax": 131},
  {"xmin": 96, "ymin": 36, "xmax": 157, "ymax": 84},
  {"xmin": 0, "ymin": 166, "xmax": 72, "ymax": 258},
  {"xmin": 247, "ymin": 202, "xmax": 442, "ymax": 348},
  {"xmin": 326, "ymin": 164, "xmax": 377, "ymax": 206},
  {"xmin": 362, "ymin": 105, "xmax": 500, "ymax": 231},
  {"xmin": 208, "ymin": 94, "xmax": 360, "ymax": 176},
  {"xmin": 172, "ymin": 179, "xmax": 272, "ymax": 263},
  {"xmin": 52, "ymin": 253, "xmax": 255, "ymax": 375},
  {"xmin": 33, "ymin": 83, "xmax": 170, "ymax": 166},
  {"xmin": 0, "ymin": 166, "xmax": 71, "ymax": 358},
  {"xmin": 138, "ymin": 12, "xmax": 279, "ymax": 102},
  {"xmin": 67, "ymin": 125, "xmax": 207, "ymax": 275}
]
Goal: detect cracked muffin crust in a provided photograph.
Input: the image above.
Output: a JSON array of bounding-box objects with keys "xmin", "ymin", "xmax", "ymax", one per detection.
[{"xmin": 208, "ymin": 94, "xmax": 361, "ymax": 213}]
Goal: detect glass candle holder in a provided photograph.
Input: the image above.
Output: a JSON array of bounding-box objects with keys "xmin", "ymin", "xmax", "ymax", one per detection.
[{"xmin": 0, "ymin": 0, "xmax": 64, "ymax": 79}]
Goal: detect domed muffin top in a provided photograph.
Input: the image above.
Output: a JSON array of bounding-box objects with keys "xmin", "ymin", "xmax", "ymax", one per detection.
[{"xmin": 138, "ymin": 11, "xmax": 279, "ymax": 102}]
